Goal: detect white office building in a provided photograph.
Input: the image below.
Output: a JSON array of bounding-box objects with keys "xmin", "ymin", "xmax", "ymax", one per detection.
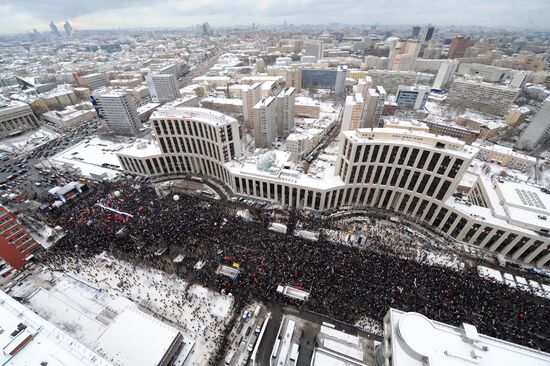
[
  {"xmin": 375, "ymin": 308, "xmax": 550, "ymax": 366},
  {"xmin": 118, "ymin": 107, "xmax": 242, "ymax": 181},
  {"xmin": 433, "ymin": 59, "xmax": 459, "ymax": 89},
  {"xmin": 457, "ymin": 63, "xmax": 512, "ymax": 83},
  {"xmin": 516, "ymin": 97, "xmax": 550, "ymax": 151},
  {"xmin": 253, "ymin": 96, "xmax": 278, "ymax": 148},
  {"xmin": 395, "ymin": 86, "xmax": 430, "ymax": 110},
  {"xmin": 304, "ymin": 41, "xmax": 324, "ymax": 59},
  {"xmin": 147, "ymin": 73, "xmax": 181, "ymax": 103},
  {"xmin": 117, "ymin": 116, "xmax": 550, "ymax": 269},
  {"xmin": 93, "ymin": 90, "xmax": 142, "ymax": 136}
]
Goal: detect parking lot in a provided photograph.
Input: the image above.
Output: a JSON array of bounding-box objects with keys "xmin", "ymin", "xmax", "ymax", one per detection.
[{"xmin": 0, "ymin": 119, "xmax": 101, "ymax": 200}]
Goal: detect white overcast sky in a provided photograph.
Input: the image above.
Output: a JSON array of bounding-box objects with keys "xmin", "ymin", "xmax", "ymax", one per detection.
[{"xmin": 0, "ymin": 0, "xmax": 548, "ymax": 34}]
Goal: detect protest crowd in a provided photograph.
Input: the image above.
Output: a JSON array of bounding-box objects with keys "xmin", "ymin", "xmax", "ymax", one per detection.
[{"xmin": 42, "ymin": 181, "xmax": 550, "ymax": 352}]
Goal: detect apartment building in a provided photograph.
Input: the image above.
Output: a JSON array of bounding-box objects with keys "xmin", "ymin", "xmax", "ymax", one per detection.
[
  {"xmin": 447, "ymin": 78, "xmax": 520, "ymax": 116},
  {"xmin": 342, "ymin": 93, "xmax": 365, "ymax": 131},
  {"xmin": 253, "ymin": 96, "xmax": 278, "ymax": 148},
  {"xmin": 276, "ymin": 87, "xmax": 296, "ymax": 138}
]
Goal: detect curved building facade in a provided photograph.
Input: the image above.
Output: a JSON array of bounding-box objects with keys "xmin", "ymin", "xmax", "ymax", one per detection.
[{"xmin": 117, "ymin": 108, "xmax": 550, "ymax": 269}]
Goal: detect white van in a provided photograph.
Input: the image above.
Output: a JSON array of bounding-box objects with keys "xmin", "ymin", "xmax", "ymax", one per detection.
[{"xmin": 224, "ymin": 350, "xmax": 235, "ymax": 365}]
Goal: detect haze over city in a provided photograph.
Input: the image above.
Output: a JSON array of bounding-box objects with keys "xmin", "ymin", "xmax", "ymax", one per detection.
[
  {"xmin": 0, "ymin": 3, "xmax": 550, "ymax": 366},
  {"xmin": 1, "ymin": 0, "xmax": 550, "ymax": 34}
]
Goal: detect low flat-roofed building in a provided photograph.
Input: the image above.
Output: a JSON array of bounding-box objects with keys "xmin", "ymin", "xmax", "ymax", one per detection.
[
  {"xmin": 201, "ymin": 97, "xmax": 243, "ymax": 115},
  {"xmin": 192, "ymin": 75, "xmax": 231, "ymax": 88},
  {"xmin": 455, "ymin": 113, "xmax": 507, "ymax": 139},
  {"xmin": 158, "ymin": 95, "xmax": 199, "ymax": 109},
  {"xmin": 43, "ymin": 108, "xmax": 96, "ymax": 129},
  {"xmin": 295, "ymin": 97, "xmax": 321, "ymax": 118},
  {"xmin": 137, "ymin": 102, "xmax": 161, "ymax": 122},
  {"xmin": 0, "ymin": 98, "xmax": 40, "ymax": 138},
  {"xmin": 0, "ymin": 290, "xmax": 114, "ymax": 366},
  {"xmin": 375, "ymin": 308, "xmax": 550, "ymax": 366},
  {"xmin": 95, "ymin": 308, "xmax": 184, "ymax": 366},
  {"xmin": 473, "ymin": 142, "xmax": 536, "ymax": 171}
]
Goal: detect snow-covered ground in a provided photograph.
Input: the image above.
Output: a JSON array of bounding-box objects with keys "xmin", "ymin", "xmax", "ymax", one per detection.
[
  {"xmin": 477, "ymin": 265, "xmax": 550, "ymax": 300},
  {"xmin": 8, "ymin": 254, "xmax": 234, "ymax": 366},
  {"xmin": 354, "ymin": 316, "xmax": 383, "ymax": 337}
]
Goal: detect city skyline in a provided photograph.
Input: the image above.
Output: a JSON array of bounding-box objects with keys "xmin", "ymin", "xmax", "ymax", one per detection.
[
  {"xmin": 0, "ymin": 3, "xmax": 550, "ymax": 365},
  {"xmin": 1, "ymin": 0, "xmax": 550, "ymax": 35}
]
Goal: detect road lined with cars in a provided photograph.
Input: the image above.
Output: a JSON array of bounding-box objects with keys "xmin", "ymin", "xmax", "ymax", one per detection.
[{"xmin": 0, "ymin": 119, "xmax": 101, "ymax": 201}]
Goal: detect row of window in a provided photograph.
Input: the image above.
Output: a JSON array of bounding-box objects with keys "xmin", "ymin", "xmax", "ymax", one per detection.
[
  {"xmin": 153, "ymin": 118, "xmax": 231, "ymax": 145},
  {"xmin": 158, "ymin": 136, "xmax": 233, "ymax": 162},
  {"xmin": 231, "ymin": 174, "xmax": 549, "ymax": 266},
  {"xmin": 14, "ymin": 236, "xmax": 37, "ymax": 253},
  {"xmin": 0, "ymin": 115, "xmax": 40, "ymax": 135},
  {"xmin": 121, "ymin": 154, "xmax": 230, "ymax": 184},
  {"xmin": 341, "ymin": 142, "xmax": 464, "ymax": 181},
  {"xmin": 343, "ymin": 163, "xmax": 452, "ymax": 201}
]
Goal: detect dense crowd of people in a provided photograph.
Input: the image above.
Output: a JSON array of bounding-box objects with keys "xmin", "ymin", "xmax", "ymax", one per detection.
[{"xmin": 43, "ymin": 181, "xmax": 550, "ymax": 352}]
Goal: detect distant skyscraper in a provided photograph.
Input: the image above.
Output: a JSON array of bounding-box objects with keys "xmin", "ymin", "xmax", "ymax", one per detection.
[
  {"xmin": 412, "ymin": 26, "xmax": 421, "ymax": 38},
  {"xmin": 202, "ymin": 22, "xmax": 210, "ymax": 34},
  {"xmin": 63, "ymin": 21, "xmax": 73, "ymax": 37},
  {"xmin": 49, "ymin": 21, "xmax": 60, "ymax": 37},
  {"xmin": 419, "ymin": 24, "xmax": 435, "ymax": 42},
  {"xmin": 448, "ymin": 36, "xmax": 470, "ymax": 59},
  {"xmin": 32, "ymin": 28, "xmax": 41, "ymax": 40}
]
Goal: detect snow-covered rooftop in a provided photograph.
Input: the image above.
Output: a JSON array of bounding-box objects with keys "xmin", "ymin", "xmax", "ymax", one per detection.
[
  {"xmin": 0, "ymin": 290, "xmax": 113, "ymax": 366},
  {"xmin": 386, "ymin": 308, "xmax": 550, "ymax": 366},
  {"xmin": 96, "ymin": 308, "xmax": 180, "ymax": 366},
  {"xmin": 50, "ymin": 136, "xmax": 127, "ymax": 179},
  {"xmin": 152, "ymin": 107, "xmax": 237, "ymax": 126}
]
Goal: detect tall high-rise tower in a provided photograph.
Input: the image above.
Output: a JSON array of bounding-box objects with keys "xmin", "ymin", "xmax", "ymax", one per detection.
[
  {"xmin": 92, "ymin": 90, "xmax": 142, "ymax": 136},
  {"xmin": 49, "ymin": 21, "xmax": 61, "ymax": 37},
  {"xmin": 253, "ymin": 96, "xmax": 278, "ymax": 148},
  {"xmin": 63, "ymin": 21, "xmax": 73, "ymax": 37}
]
